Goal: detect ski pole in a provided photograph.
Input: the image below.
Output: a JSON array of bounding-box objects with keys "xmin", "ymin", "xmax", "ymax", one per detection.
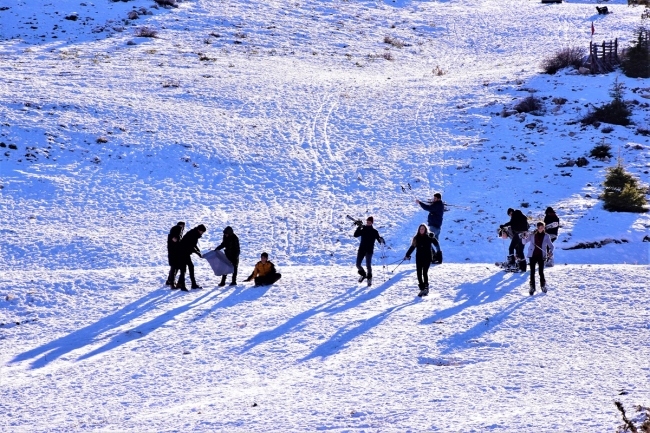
[{"xmin": 390, "ymin": 259, "xmax": 406, "ymax": 273}]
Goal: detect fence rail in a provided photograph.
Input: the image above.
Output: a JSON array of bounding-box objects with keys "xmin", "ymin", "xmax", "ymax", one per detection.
[{"xmin": 586, "ymin": 39, "xmax": 620, "ymax": 74}]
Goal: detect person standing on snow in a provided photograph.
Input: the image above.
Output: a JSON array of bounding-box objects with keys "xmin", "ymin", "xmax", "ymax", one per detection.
[
  {"xmin": 177, "ymin": 224, "xmax": 206, "ymax": 291},
  {"xmin": 353, "ymin": 216, "xmax": 385, "ymax": 286},
  {"xmin": 543, "ymin": 206, "xmax": 560, "ymax": 267},
  {"xmin": 415, "ymin": 192, "xmax": 444, "ymax": 264},
  {"xmin": 404, "ymin": 224, "xmax": 436, "ymax": 297},
  {"xmin": 544, "ymin": 207, "xmax": 560, "ymax": 243},
  {"xmin": 522, "ymin": 221, "xmax": 554, "ymax": 295},
  {"xmin": 244, "ymin": 252, "xmax": 281, "ymax": 287},
  {"xmin": 499, "ymin": 208, "xmax": 529, "ymax": 271},
  {"xmin": 215, "ymin": 226, "xmax": 240, "ymax": 287},
  {"xmin": 165, "ymin": 221, "xmax": 186, "ymax": 289}
]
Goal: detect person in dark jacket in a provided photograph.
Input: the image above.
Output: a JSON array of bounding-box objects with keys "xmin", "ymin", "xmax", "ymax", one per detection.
[
  {"xmin": 215, "ymin": 226, "xmax": 240, "ymax": 286},
  {"xmin": 165, "ymin": 221, "xmax": 185, "ymax": 288},
  {"xmin": 543, "ymin": 206, "xmax": 560, "ymax": 267},
  {"xmin": 404, "ymin": 224, "xmax": 435, "ymax": 296},
  {"xmin": 245, "ymin": 252, "xmax": 281, "ymax": 287},
  {"xmin": 522, "ymin": 222, "xmax": 554, "ymax": 295},
  {"xmin": 415, "ymin": 192, "xmax": 444, "ymax": 263},
  {"xmin": 544, "ymin": 207, "xmax": 560, "ymax": 243},
  {"xmin": 177, "ymin": 224, "xmax": 206, "ymax": 291},
  {"xmin": 499, "ymin": 208, "xmax": 529, "ymax": 270},
  {"xmin": 354, "ymin": 216, "xmax": 385, "ymax": 286}
]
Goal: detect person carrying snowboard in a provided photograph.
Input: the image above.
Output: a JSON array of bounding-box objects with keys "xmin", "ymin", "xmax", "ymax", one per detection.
[
  {"xmin": 415, "ymin": 192, "xmax": 444, "ymax": 264},
  {"xmin": 177, "ymin": 224, "xmax": 206, "ymax": 291},
  {"xmin": 353, "ymin": 216, "xmax": 385, "ymax": 287},
  {"xmin": 522, "ymin": 221, "xmax": 554, "ymax": 295},
  {"xmin": 404, "ymin": 224, "xmax": 435, "ymax": 297},
  {"xmin": 165, "ymin": 221, "xmax": 185, "ymax": 289},
  {"xmin": 499, "ymin": 208, "xmax": 529, "ymax": 271},
  {"xmin": 245, "ymin": 252, "xmax": 281, "ymax": 287},
  {"xmin": 214, "ymin": 226, "xmax": 240, "ymax": 286}
]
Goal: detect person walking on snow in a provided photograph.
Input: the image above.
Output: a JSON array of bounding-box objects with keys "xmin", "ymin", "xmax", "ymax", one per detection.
[
  {"xmin": 522, "ymin": 221, "xmax": 554, "ymax": 296},
  {"xmin": 415, "ymin": 192, "xmax": 444, "ymax": 264},
  {"xmin": 245, "ymin": 252, "xmax": 281, "ymax": 287},
  {"xmin": 404, "ymin": 224, "xmax": 436, "ymax": 297},
  {"xmin": 215, "ymin": 226, "xmax": 240, "ymax": 286},
  {"xmin": 166, "ymin": 221, "xmax": 185, "ymax": 289},
  {"xmin": 177, "ymin": 224, "xmax": 206, "ymax": 291},
  {"xmin": 499, "ymin": 208, "xmax": 529, "ymax": 271},
  {"xmin": 353, "ymin": 216, "xmax": 385, "ymax": 287}
]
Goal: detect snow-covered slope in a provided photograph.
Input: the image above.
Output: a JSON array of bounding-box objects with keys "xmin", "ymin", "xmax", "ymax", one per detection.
[{"xmin": 1, "ymin": 0, "xmax": 649, "ymax": 431}]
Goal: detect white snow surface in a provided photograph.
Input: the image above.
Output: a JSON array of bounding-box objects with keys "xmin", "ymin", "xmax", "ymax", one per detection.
[{"xmin": 1, "ymin": 0, "xmax": 650, "ymax": 431}]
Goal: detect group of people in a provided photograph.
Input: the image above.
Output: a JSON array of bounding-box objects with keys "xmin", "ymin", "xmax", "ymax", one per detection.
[
  {"xmin": 352, "ymin": 193, "xmax": 446, "ymax": 297},
  {"xmin": 165, "ymin": 223, "xmax": 281, "ymax": 292},
  {"xmin": 164, "ymin": 192, "xmax": 561, "ymax": 298},
  {"xmin": 499, "ymin": 206, "xmax": 560, "ymax": 295}
]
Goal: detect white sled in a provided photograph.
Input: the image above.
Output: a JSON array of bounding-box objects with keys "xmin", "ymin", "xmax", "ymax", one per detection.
[{"xmin": 202, "ymin": 249, "xmax": 234, "ymax": 276}]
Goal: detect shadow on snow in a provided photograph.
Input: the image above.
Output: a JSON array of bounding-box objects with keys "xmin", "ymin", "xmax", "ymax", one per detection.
[
  {"xmin": 239, "ymin": 270, "xmax": 410, "ymax": 354},
  {"xmin": 9, "ymin": 284, "xmax": 268, "ymax": 369}
]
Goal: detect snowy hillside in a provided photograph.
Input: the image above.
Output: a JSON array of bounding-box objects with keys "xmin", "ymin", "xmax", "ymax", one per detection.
[{"xmin": 1, "ymin": 0, "xmax": 649, "ymax": 431}]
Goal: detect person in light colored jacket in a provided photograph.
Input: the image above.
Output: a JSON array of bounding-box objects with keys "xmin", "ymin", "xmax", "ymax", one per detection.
[{"xmin": 522, "ymin": 221, "xmax": 554, "ymax": 296}]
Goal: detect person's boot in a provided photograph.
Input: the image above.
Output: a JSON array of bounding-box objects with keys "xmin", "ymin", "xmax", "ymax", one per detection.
[
  {"xmin": 367, "ymin": 273, "xmax": 372, "ymax": 287},
  {"xmin": 190, "ymin": 277, "xmax": 202, "ymax": 290},
  {"xmin": 229, "ymin": 280, "xmax": 237, "ymax": 286},
  {"xmin": 507, "ymin": 254, "xmax": 515, "ymax": 265},
  {"xmin": 357, "ymin": 269, "xmax": 367, "ymax": 283},
  {"xmin": 541, "ymin": 278, "xmax": 547, "ymax": 293},
  {"xmin": 170, "ymin": 281, "xmax": 178, "ymax": 290},
  {"xmin": 529, "ymin": 281, "xmax": 536, "ymax": 296},
  {"xmin": 218, "ymin": 275, "xmax": 227, "ymax": 287},
  {"xmin": 177, "ymin": 282, "xmax": 189, "ymax": 292}
]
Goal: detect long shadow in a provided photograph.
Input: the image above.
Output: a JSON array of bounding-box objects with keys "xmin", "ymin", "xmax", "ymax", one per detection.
[
  {"xmin": 239, "ymin": 271, "xmax": 410, "ymax": 353},
  {"xmin": 438, "ymin": 296, "xmax": 533, "ymax": 355},
  {"xmin": 9, "ymin": 289, "xmax": 179, "ymax": 369},
  {"xmin": 77, "ymin": 285, "xmax": 270, "ymax": 362},
  {"xmin": 419, "ymin": 271, "xmax": 525, "ymax": 325},
  {"xmin": 301, "ymin": 298, "xmax": 419, "ymax": 361}
]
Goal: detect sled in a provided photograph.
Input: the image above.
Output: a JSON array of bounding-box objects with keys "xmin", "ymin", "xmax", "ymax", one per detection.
[{"xmin": 202, "ymin": 249, "xmax": 234, "ymax": 276}]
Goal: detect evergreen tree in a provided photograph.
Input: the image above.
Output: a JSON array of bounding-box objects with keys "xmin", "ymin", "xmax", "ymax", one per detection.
[
  {"xmin": 601, "ymin": 158, "xmax": 648, "ymax": 212},
  {"xmin": 621, "ymin": 29, "xmax": 650, "ymax": 79}
]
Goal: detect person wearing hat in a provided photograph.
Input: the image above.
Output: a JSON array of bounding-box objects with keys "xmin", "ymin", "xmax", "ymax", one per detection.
[
  {"xmin": 415, "ymin": 193, "xmax": 444, "ymax": 264},
  {"xmin": 353, "ymin": 216, "xmax": 385, "ymax": 286},
  {"xmin": 215, "ymin": 226, "xmax": 240, "ymax": 286},
  {"xmin": 177, "ymin": 224, "xmax": 206, "ymax": 291},
  {"xmin": 165, "ymin": 221, "xmax": 185, "ymax": 289}
]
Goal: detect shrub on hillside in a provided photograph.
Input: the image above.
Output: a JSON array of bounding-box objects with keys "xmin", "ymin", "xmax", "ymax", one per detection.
[
  {"xmin": 581, "ymin": 78, "xmax": 631, "ymax": 126},
  {"xmin": 135, "ymin": 27, "xmax": 158, "ymax": 38},
  {"xmin": 541, "ymin": 47, "xmax": 586, "ymax": 74},
  {"xmin": 601, "ymin": 160, "xmax": 648, "ymax": 212},
  {"xmin": 621, "ymin": 29, "xmax": 650, "ymax": 78},
  {"xmin": 590, "ymin": 142, "xmax": 612, "ymax": 159},
  {"xmin": 514, "ymin": 95, "xmax": 544, "ymax": 114},
  {"xmin": 154, "ymin": 0, "xmax": 179, "ymax": 7}
]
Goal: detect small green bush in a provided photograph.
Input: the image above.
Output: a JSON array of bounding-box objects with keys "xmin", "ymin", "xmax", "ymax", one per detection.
[
  {"xmin": 601, "ymin": 161, "xmax": 648, "ymax": 212},
  {"xmin": 582, "ymin": 78, "xmax": 632, "ymax": 126},
  {"xmin": 590, "ymin": 141, "xmax": 613, "ymax": 159}
]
